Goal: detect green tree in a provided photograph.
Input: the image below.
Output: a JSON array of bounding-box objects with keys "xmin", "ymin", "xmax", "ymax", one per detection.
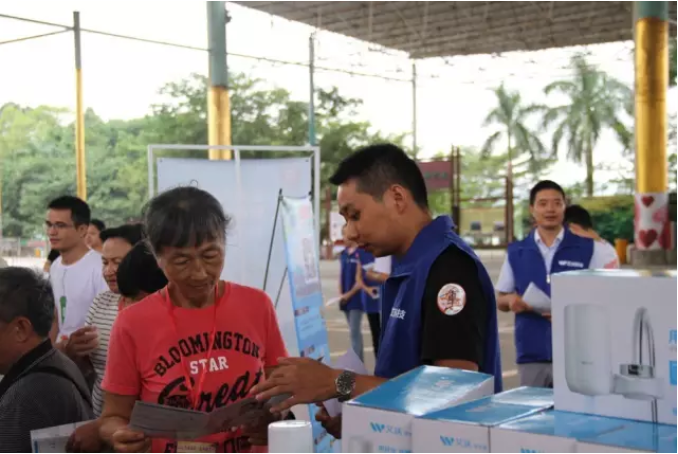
[
  {"xmin": 540, "ymin": 54, "xmax": 632, "ymax": 197},
  {"xmin": 0, "ymin": 73, "xmax": 406, "ymax": 238},
  {"xmin": 481, "ymin": 84, "xmax": 548, "ymax": 173}
]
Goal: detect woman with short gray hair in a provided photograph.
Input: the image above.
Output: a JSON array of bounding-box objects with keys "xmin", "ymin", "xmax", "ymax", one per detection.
[{"xmin": 100, "ymin": 186, "xmax": 289, "ymax": 453}]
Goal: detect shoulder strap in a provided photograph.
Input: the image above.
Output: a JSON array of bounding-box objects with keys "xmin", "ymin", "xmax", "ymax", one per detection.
[{"xmin": 29, "ymin": 365, "xmax": 92, "ymax": 407}]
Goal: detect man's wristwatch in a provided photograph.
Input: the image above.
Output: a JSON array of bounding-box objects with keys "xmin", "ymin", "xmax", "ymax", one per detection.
[{"xmin": 335, "ymin": 370, "xmax": 356, "ymax": 402}]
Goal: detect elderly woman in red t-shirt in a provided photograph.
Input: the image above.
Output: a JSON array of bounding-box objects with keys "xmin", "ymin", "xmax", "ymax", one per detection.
[{"xmin": 99, "ymin": 187, "xmax": 288, "ymax": 453}]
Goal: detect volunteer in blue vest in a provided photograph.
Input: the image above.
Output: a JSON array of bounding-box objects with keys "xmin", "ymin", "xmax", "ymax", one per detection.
[
  {"xmin": 251, "ymin": 143, "xmax": 502, "ymax": 427},
  {"xmin": 338, "ymin": 225, "xmax": 373, "ymax": 362},
  {"xmin": 496, "ymin": 180, "xmax": 619, "ymax": 388}
]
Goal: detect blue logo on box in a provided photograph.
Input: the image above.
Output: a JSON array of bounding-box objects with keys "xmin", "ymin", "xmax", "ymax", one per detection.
[
  {"xmin": 440, "ymin": 436, "xmax": 476, "ymax": 449},
  {"xmin": 369, "ymin": 423, "xmax": 405, "ymax": 436}
]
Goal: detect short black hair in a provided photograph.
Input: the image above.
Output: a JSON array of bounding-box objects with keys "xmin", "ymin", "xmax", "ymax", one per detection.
[
  {"xmin": 329, "ymin": 143, "xmax": 428, "ymax": 209},
  {"xmin": 90, "ymin": 219, "xmax": 106, "ymax": 232},
  {"xmin": 99, "ymin": 224, "xmax": 144, "ymax": 247},
  {"xmin": 529, "ymin": 180, "xmax": 566, "ymax": 205},
  {"xmin": 0, "ymin": 267, "xmax": 54, "ymax": 337},
  {"xmin": 117, "ymin": 242, "xmax": 167, "ymax": 298},
  {"xmin": 143, "ymin": 186, "xmax": 230, "ymax": 255},
  {"xmin": 47, "ymin": 196, "xmax": 91, "ymax": 226},
  {"xmin": 565, "ymin": 204, "xmax": 594, "ymax": 229},
  {"xmin": 47, "ymin": 249, "xmax": 60, "ymax": 263}
]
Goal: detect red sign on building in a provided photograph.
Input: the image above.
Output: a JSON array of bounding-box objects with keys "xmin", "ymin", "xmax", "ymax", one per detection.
[{"xmin": 417, "ymin": 160, "xmax": 452, "ymax": 191}]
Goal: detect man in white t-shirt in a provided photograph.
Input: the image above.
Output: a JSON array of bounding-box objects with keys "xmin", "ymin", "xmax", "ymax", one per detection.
[
  {"xmin": 565, "ymin": 205, "xmax": 620, "ymax": 269},
  {"xmin": 45, "ymin": 196, "xmax": 108, "ymax": 347}
]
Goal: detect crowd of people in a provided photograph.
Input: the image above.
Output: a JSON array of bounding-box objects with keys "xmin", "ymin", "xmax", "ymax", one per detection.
[{"xmin": 0, "ymin": 143, "xmax": 620, "ymax": 453}]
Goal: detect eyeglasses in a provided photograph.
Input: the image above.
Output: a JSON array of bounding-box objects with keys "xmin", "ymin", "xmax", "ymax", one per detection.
[{"xmin": 45, "ymin": 221, "xmax": 74, "ymax": 231}]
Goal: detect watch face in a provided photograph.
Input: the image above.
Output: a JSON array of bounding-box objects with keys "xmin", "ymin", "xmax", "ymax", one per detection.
[{"xmin": 337, "ymin": 371, "xmax": 355, "ymax": 396}]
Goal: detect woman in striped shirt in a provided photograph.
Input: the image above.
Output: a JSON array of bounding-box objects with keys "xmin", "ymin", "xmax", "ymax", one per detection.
[
  {"xmin": 67, "ymin": 233, "xmax": 167, "ymax": 452},
  {"xmin": 85, "ymin": 224, "xmax": 144, "ymax": 416}
]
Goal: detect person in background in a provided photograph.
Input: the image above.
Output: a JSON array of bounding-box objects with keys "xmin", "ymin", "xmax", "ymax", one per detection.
[
  {"xmin": 496, "ymin": 181, "xmax": 618, "ymax": 388},
  {"xmin": 46, "ymin": 196, "xmax": 108, "ymax": 347},
  {"xmin": 86, "ymin": 219, "xmax": 106, "ymax": 253},
  {"xmin": 362, "ymin": 255, "xmax": 391, "ymax": 358},
  {"xmin": 99, "ymin": 187, "xmax": 288, "ymax": 453},
  {"xmin": 116, "ymin": 241, "xmax": 168, "ymax": 303},
  {"xmin": 0, "ymin": 268, "xmax": 92, "ymax": 453},
  {"xmin": 338, "ymin": 224, "xmax": 372, "ymax": 362},
  {"xmin": 79, "ymin": 224, "xmax": 144, "ymax": 418},
  {"xmin": 67, "ymin": 239, "xmax": 166, "ymax": 453},
  {"xmin": 565, "ymin": 205, "xmax": 620, "ymax": 269},
  {"xmin": 252, "ymin": 144, "xmax": 502, "ymax": 434},
  {"xmin": 43, "ymin": 249, "xmax": 60, "ymax": 274}
]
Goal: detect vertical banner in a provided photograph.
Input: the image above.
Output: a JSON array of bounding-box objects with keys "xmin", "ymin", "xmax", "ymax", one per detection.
[{"xmin": 280, "ymin": 196, "xmax": 337, "ymax": 453}]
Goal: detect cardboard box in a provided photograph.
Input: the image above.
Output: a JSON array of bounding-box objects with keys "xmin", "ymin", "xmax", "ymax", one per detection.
[
  {"xmin": 490, "ymin": 410, "xmax": 638, "ymax": 453},
  {"xmin": 576, "ymin": 421, "xmax": 677, "ymax": 453},
  {"xmin": 412, "ymin": 386, "xmax": 554, "ymax": 453},
  {"xmin": 341, "ymin": 366, "xmax": 493, "ymax": 453},
  {"xmin": 31, "ymin": 421, "xmax": 90, "ymax": 453},
  {"xmin": 551, "ymin": 270, "xmax": 677, "ymax": 424}
]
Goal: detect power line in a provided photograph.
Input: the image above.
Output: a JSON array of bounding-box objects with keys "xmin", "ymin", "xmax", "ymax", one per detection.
[
  {"xmin": 0, "ymin": 12, "xmax": 635, "ymax": 87},
  {"xmin": 0, "ymin": 12, "xmax": 410, "ymax": 83}
]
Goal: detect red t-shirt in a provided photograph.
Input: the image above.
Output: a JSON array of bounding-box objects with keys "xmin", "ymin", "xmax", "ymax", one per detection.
[{"xmin": 102, "ymin": 282, "xmax": 288, "ymax": 453}]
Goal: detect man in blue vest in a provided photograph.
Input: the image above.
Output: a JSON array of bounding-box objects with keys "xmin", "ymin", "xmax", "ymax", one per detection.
[
  {"xmin": 252, "ymin": 144, "xmax": 502, "ymax": 432},
  {"xmin": 496, "ymin": 180, "xmax": 616, "ymax": 388}
]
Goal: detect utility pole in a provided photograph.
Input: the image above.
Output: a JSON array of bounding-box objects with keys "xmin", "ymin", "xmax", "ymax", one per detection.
[
  {"xmin": 73, "ymin": 12, "xmax": 86, "ymax": 200},
  {"xmin": 207, "ymin": 2, "xmax": 232, "ymax": 160},
  {"xmin": 308, "ymin": 34, "xmax": 316, "ymax": 146},
  {"xmin": 412, "ymin": 61, "xmax": 418, "ymax": 157}
]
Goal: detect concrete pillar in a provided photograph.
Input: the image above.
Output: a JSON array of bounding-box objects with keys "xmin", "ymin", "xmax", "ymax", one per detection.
[
  {"xmin": 207, "ymin": 2, "xmax": 231, "ymax": 160},
  {"xmin": 633, "ymin": 1, "xmax": 669, "ymax": 266}
]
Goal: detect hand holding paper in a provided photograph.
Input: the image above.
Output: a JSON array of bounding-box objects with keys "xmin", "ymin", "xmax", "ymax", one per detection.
[{"xmin": 522, "ymin": 283, "xmax": 551, "ymax": 313}]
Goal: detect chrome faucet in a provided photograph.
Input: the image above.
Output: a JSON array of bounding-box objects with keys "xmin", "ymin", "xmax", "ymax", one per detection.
[{"xmin": 616, "ymin": 307, "xmax": 660, "ymax": 423}]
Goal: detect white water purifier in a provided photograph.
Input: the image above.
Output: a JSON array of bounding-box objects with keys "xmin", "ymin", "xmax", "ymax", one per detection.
[
  {"xmin": 552, "ymin": 270, "xmax": 676, "ymax": 425},
  {"xmin": 564, "ymin": 305, "xmax": 663, "ymax": 422},
  {"xmin": 564, "ymin": 304, "xmax": 615, "ymax": 396}
]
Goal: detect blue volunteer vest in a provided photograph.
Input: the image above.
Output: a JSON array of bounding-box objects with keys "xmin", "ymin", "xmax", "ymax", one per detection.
[
  {"xmin": 375, "ymin": 216, "xmax": 503, "ymax": 392},
  {"xmin": 339, "ymin": 248, "xmax": 363, "ymax": 312},
  {"xmin": 507, "ymin": 228, "xmax": 594, "ymax": 364}
]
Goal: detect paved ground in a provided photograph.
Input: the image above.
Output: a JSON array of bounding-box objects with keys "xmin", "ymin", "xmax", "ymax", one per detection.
[{"xmin": 319, "ymin": 250, "xmax": 520, "ymax": 389}]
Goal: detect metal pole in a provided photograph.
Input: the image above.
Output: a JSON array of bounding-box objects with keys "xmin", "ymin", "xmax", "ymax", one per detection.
[
  {"xmin": 73, "ymin": 12, "xmax": 86, "ymax": 201},
  {"xmin": 633, "ymin": 1, "xmax": 669, "ymax": 265},
  {"xmin": 308, "ymin": 34, "xmax": 317, "ymax": 146},
  {"xmin": 207, "ymin": 2, "xmax": 232, "ymax": 160},
  {"xmin": 412, "ymin": 61, "xmax": 418, "ymax": 157}
]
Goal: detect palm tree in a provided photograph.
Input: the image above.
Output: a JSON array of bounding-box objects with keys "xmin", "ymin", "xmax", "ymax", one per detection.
[
  {"xmin": 481, "ymin": 84, "xmax": 547, "ymax": 242},
  {"xmin": 540, "ymin": 54, "xmax": 632, "ymax": 197}
]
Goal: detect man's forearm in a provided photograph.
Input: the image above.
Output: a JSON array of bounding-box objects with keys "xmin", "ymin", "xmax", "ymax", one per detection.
[
  {"xmin": 352, "ymin": 374, "xmax": 387, "ymax": 398},
  {"xmin": 366, "ymin": 270, "xmax": 388, "ymax": 283},
  {"xmin": 496, "ymin": 292, "xmax": 513, "ymax": 312}
]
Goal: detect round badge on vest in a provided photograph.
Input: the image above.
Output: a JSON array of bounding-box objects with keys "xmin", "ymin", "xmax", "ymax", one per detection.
[{"xmin": 437, "ymin": 283, "xmax": 466, "ymax": 316}]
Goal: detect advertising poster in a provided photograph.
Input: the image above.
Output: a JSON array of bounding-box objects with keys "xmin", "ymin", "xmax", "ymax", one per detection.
[{"xmin": 280, "ymin": 196, "xmax": 338, "ymax": 453}]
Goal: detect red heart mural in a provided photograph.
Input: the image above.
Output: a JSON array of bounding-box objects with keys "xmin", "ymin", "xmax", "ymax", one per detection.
[
  {"xmin": 641, "ymin": 196, "xmax": 655, "ymax": 207},
  {"xmin": 638, "ymin": 229, "xmax": 658, "ymax": 248},
  {"xmin": 652, "ymin": 206, "xmax": 668, "ymax": 224}
]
